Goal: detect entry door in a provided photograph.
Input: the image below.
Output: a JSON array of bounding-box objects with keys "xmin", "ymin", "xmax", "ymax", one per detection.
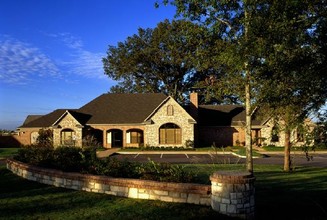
[{"xmin": 112, "ymin": 130, "xmax": 123, "ymax": 147}]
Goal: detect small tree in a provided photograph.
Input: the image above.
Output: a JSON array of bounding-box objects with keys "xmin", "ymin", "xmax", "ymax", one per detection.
[{"xmin": 36, "ymin": 129, "xmax": 53, "ymax": 148}]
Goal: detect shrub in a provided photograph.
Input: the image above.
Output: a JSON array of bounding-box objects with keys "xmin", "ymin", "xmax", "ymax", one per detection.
[
  {"xmin": 137, "ymin": 159, "xmax": 197, "ymax": 183},
  {"xmin": 14, "ymin": 146, "xmax": 197, "ymax": 183},
  {"xmin": 36, "ymin": 129, "xmax": 53, "ymax": 148},
  {"xmin": 14, "ymin": 145, "xmax": 54, "ymax": 167}
]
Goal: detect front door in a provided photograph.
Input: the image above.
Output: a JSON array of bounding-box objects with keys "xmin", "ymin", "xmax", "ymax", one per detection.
[{"xmin": 111, "ymin": 130, "xmax": 123, "ymax": 147}]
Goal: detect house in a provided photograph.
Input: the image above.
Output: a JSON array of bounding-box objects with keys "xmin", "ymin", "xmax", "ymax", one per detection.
[
  {"xmin": 17, "ymin": 93, "xmax": 196, "ymax": 148},
  {"xmin": 16, "ymin": 92, "xmax": 313, "ymax": 148}
]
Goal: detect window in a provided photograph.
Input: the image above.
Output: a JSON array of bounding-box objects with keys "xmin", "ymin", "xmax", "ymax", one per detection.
[
  {"xmin": 31, "ymin": 132, "xmax": 39, "ymax": 144},
  {"xmin": 61, "ymin": 129, "xmax": 75, "ymax": 145},
  {"xmin": 297, "ymin": 129, "xmax": 304, "ymax": 142},
  {"xmin": 130, "ymin": 130, "xmax": 143, "ymax": 144},
  {"xmin": 159, "ymin": 123, "xmax": 181, "ymax": 144},
  {"xmin": 167, "ymin": 105, "xmax": 174, "ymax": 116},
  {"xmin": 271, "ymin": 126, "xmax": 279, "ymax": 142}
]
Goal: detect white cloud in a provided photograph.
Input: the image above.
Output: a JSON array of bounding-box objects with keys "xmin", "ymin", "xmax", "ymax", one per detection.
[
  {"xmin": 0, "ymin": 36, "xmax": 61, "ymax": 85},
  {"xmin": 46, "ymin": 32, "xmax": 106, "ymax": 79}
]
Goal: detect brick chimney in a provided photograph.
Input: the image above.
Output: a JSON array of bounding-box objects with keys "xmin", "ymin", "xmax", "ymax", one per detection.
[{"xmin": 189, "ymin": 92, "xmax": 198, "ymax": 121}]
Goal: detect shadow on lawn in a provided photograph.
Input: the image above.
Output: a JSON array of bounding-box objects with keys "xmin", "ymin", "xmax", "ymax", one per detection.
[{"xmin": 0, "ymin": 167, "xmax": 236, "ymax": 220}]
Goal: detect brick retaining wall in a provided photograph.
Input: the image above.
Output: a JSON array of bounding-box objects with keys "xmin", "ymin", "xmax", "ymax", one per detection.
[{"xmin": 6, "ymin": 159, "xmax": 211, "ymax": 206}]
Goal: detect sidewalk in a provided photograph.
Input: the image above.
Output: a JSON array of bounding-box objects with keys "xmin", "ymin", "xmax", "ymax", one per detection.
[{"xmin": 96, "ymin": 148, "xmax": 120, "ymax": 158}]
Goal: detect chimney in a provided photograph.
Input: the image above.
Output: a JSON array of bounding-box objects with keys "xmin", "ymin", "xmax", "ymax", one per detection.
[{"xmin": 189, "ymin": 92, "xmax": 198, "ymax": 120}]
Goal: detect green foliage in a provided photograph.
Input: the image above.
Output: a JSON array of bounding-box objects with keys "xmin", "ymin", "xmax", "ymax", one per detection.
[
  {"xmin": 313, "ymin": 111, "xmax": 327, "ymax": 148},
  {"xmin": 137, "ymin": 159, "xmax": 196, "ymax": 183},
  {"xmin": 82, "ymin": 135, "xmax": 101, "ymax": 149},
  {"xmin": 0, "ymin": 148, "xmax": 19, "ymax": 158},
  {"xmin": 14, "ymin": 146, "xmax": 96, "ymax": 172},
  {"xmin": 36, "ymin": 129, "xmax": 53, "ymax": 148},
  {"xmin": 14, "ymin": 146, "xmax": 197, "ymax": 183},
  {"xmin": 103, "ymin": 19, "xmax": 224, "ymax": 104}
]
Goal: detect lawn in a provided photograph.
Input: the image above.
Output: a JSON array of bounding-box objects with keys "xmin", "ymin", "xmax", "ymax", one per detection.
[
  {"xmin": 0, "ymin": 148, "xmax": 19, "ymax": 159},
  {"xmin": 1, "ymin": 163, "xmax": 327, "ymax": 220}
]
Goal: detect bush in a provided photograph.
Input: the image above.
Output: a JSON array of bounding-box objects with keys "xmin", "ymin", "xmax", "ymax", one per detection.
[
  {"xmin": 136, "ymin": 159, "xmax": 197, "ymax": 183},
  {"xmin": 14, "ymin": 145, "xmax": 54, "ymax": 167},
  {"xmin": 14, "ymin": 146, "xmax": 197, "ymax": 183}
]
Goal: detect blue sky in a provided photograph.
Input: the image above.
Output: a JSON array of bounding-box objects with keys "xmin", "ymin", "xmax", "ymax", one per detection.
[{"xmin": 0, "ymin": 0, "xmax": 176, "ymax": 130}]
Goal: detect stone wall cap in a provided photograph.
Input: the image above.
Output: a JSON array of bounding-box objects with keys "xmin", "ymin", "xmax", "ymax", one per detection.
[
  {"xmin": 212, "ymin": 171, "xmax": 253, "ymax": 178},
  {"xmin": 210, "ymin": 170, "xmax": 255, "ymax": 183}
]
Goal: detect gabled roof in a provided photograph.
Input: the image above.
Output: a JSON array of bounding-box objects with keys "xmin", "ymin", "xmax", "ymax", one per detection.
[
  {"xmin": 197, "ymin": 105, "xmax": 262, "ymax": 127},
  {"xmin": 19, "ymin": 109, "xmax": 91, "ymax": 128},
  {"xmin": 78, "ymin": 93, "xmax": 168, "ymax": 124},
  {"xmin": 21, "ymin": 115, "xmax": 43, "ymax": 126}
]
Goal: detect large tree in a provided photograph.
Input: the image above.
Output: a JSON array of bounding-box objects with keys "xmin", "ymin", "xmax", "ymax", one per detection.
[
  {"xmin": 157, "ymin": 0, "xmax": 257, "ymax": 172},
  {"xmin": 254, "ymin": 0, "xmax": 327, "ymax": 171},
  {"xmin": 158, "ymin": 0, "xmax": 327, "ymax": 172},
  {"xmin": 103, "ymin": 19, "xmax": 222, "ymax": 103}
]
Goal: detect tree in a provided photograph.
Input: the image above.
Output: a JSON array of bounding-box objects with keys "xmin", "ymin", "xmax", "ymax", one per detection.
[
  {"xmin": 252, "ymin": 0, "xmax": 327, "ymax": 171},
  {"xmin": 157, "ymin": 0, "xmax": 257, "ymax": 173},
  {"xmin": 36, "ymin": 129, "xmax": 53, "ymax": 148},
  {"xmin": 103, "ymin": 19, "xmax": 221, "ymax": 104},
  {"xmin": 158, "ymin": 0, "xmax": 327, "ymax": 172}
]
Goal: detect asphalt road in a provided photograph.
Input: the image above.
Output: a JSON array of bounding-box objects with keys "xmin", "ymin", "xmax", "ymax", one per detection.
[{"xmin": 111, "ymin": 152, "xmax": 327, "ymax": 168}]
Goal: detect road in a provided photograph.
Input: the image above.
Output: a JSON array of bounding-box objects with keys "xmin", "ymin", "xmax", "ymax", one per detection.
[{"xmin": 111, "ymin": 152, "xmax": 327, "ymax": 168}]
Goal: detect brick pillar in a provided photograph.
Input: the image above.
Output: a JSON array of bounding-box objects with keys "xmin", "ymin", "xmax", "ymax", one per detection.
[
  {"xmin": 210, "ymin": 171, "xmax": 255, "ymax": 219},
  {"xmin": 189, "ymin": 92, "xmax": 198, "ymax": 120}
]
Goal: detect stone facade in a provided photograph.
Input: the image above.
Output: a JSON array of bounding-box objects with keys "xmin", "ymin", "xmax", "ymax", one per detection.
[
  {"xmin": 145, "ymin": 98, "xmax": 195, "ymax": 147},
  {"xmin": 210, "ymin": 171, "xmax": 255, "ymax": 219},
  {"xmin": 260, "ymin": 118, "xmax": 315, "ymax": 147},
  {"xmin": 53, "ymin": 112, "xmax": 83, "ymax": 147}
]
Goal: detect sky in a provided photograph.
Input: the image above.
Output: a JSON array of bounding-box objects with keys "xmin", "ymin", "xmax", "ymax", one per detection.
[{"xmin": 0, "ymin": 0, "xmax": 176, "ymax": 130}]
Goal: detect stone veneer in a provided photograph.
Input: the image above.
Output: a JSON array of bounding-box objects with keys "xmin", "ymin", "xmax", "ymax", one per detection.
[
  {"xmin": 7, "ymin": 159, "xmax": 256, "ymax": 217},
  {"xmin": 145, "ymin": 98, "xmax": 195, "ymax": 147},
  {"xmin": 210, "ymin": 171, "xmax": 255, "ymax": 219},
  {"xmin": 6, "ymin": 159, "xmax": 210, "ymax": 206},
  {"xmin": 53, "ymin": 112, "xmax": 83, "ymax": 147}
]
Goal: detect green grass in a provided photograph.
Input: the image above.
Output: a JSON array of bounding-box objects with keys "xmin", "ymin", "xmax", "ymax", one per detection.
[
  {"xmin": 0, "ymin": 148, "xmax": 19, "ymax": 158},
  {"xmin": 0, "ymin": 164, "xmax": 223, "ymax": 220},
  {"xmin": 1, "ymin": 163, "xmax": 327, "ymax": 220}
]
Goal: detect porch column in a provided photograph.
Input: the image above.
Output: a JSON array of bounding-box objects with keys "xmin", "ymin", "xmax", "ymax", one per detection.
[
  {"xmin": 122, "ymin": 130, "xmax": 126, "ymax": 148},
  {"xmin": 102, "ymin": 130, "xmax": 107, "ymax": 148}
]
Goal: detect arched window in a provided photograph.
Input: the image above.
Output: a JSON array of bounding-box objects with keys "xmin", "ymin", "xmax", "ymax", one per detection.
[
  {"xmin": 31, "ymin": 131, "xmax": 39, "ymax": 144},
  {"xmin": 61, "ymin": 129, "xmax": 75, "ymax": 146},
  {"xmin": 159, "ymin": 123, "xmax": 181, "ymax": 144}
]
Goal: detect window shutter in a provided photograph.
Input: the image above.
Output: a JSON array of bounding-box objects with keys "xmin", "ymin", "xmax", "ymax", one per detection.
[
  {"xmin": 107, "ymin": 132, "xmax": 111, "ymax": 144},
  {"xmin": 126, "ymin": 131, "xmax": 131, "ymax": 144}
]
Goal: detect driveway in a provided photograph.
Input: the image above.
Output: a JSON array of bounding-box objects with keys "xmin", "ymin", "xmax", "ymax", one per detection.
[{"xmin": 110, "ymin": 151, "xmax": 327, "ymax": 168}]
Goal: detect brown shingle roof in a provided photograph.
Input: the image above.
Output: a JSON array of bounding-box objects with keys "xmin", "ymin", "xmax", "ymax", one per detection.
[
  {"xmin": 19, "ymin": 109, "xmax": 91, "ymax": 128},
  {"xmin": 198, "ymin": 105, "xmax": 262, "ymax": 126},
  {"xmin": 19, "ymin": 109, "xmax": 68, "ymax": 128},
  {"xmin": 21, "ymin": 115, "xmax": 43, "ymax": 126},
  {"xmin": 79, "ymin": 93, "xmax": 168, "ymax": 124}
]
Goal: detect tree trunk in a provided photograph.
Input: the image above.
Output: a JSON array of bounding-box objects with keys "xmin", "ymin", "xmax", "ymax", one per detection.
[
  {"xmin": 244, "ymin": 3, "xmax": 253, "ymax": 173},
  {"xmin": 284, "ymin": 129, "xmax": 291, "ymax": 172},
  {"xmin": 245, "ymin": 79, "xmax": 253, "ymax": 173}
]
